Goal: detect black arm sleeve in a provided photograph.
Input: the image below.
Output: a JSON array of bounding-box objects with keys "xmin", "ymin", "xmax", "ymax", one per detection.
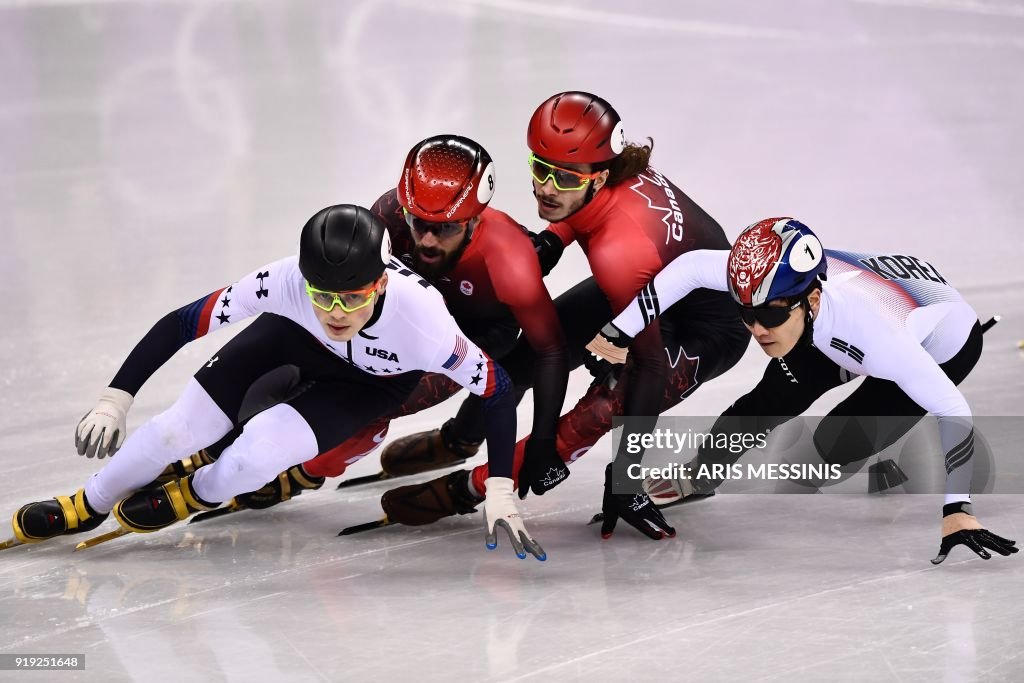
[
  {"xmin": 527, "ymin": 348, "xmax": 569, "ymax": 443},
  {"xmin": 612, "ymin": 324, "xmax": 668, "ymax": 476},
  {"xmin": 108, "ymin": 293, "xmax": 218, "ymax": 396},
  {"xmin": 691, "ymin": 346, "xmax": 842, "ymax": 486},
  {"xmin": 621, "ymin": 324, "xmax": 669, "ymax": 420},
  {"xmin": 481, "ymin": 362, "xmax": 517, "ymax": 478}
]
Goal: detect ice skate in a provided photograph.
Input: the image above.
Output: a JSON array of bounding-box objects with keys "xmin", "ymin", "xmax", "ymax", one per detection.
[
  {"xmin": 75, "ymin": 477, "xmax": 216, "ymax": 550},
  {"xmin": 3, "ymin": 489, "xmax": 107, "ymax": 550},
  {"xmin": 338, "ymin": 420, "xmax": 480, "ymax": 489}
]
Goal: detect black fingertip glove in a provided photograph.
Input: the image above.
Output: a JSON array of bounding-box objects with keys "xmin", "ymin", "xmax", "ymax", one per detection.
[
  {"xmin": 600, "ymin": 463, "xmax": 676, "ymax": 540},
  {"xmin": 517, "ymin": 437, "xmax": 569, "ymax": 499},
  {"xmin": 530, "ymin": 230, "xmax": 565, "ymax": 276},
  {"xmin": 931, "ymin": 502, "xmax": 1019, "ymax": 565}
]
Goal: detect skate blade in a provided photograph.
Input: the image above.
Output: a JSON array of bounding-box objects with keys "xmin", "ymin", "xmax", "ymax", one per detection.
[
  {"xmin": 338, "ymin": 516, "xmax": 392, "ymax": 536},
  {"xmin": 334, "ymin": 459, "xmax": 467, "ymax": 490},
  {"xmin": 335, "ymin": 472, "xmax": 391, "ymax": 490},
  {"xmin": 74, "ymin": 527, "xmax": 129, "ymax": 551},
  {"xmin": 189, "ymin": 502, "xmax": 244, "ymax": 525},
  {"xmin": 0, "ymin": 537, "xmax": 25, "ymax": 551},
  {"xmin": 658, "ymin": 492, "xmax": 716, "ymax": 510}
]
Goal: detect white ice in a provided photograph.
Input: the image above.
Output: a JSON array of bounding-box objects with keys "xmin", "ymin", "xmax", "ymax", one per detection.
[{"xmin": 1, "ymin": 1, "xmax": 1023, "ymax": 681}]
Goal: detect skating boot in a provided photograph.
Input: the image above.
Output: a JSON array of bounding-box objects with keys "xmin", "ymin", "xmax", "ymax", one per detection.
[
  {"xmin": 235, "ymin": 464, "xmax": 324, "ymax": 509},
  {"xmin": 113, "ymin": 476, "xmax": 217, "ymax": 533},
  {"xmin": 191, "ymin": 464, "xmax": 326, "ymax": 524},
  {"xmin": 379, "ymin": 419, "xmax": 482, "ymax": 477},
  {"xmin": 146, "ymin": 449, "xmax": 217, "ymax": 487},
  {"xmin": 7, "ymin": 488, "xmax": 107, "ymax": 547},
  {"xmin": 381, "ymin": 469, "xmax": 482, "ymax": 526},
  {"xmin": 868, "ymin": 458, "xmax": 908, "ymax": 493}
]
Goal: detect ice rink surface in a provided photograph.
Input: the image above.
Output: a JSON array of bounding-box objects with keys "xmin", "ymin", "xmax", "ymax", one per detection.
[{"xmin": 1, "ymin": 1, "xmax": 1023, "ymax": 681}]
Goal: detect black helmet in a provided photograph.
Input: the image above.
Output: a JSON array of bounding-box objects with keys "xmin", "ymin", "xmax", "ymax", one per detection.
[{"xmin": 299, "ymin": 205, "xmax": 391, "ymax": 291}]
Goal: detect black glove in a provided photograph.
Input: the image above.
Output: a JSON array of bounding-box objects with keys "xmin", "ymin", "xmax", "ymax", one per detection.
[
  {"xmin": 930, "ymin": 502, "xmax": 1017, "ymax": 565},
  {"xmin": 517, "ymin": 437, "xmax": 569, "ymax": 499},
  {"xmin": 529, "ymin": 230, "xmax": 565, "ymax": 276},
  {"xmin": 931, "ymin": 529, "xmax": 1017, "ymax": 565},
  {"xmin": 600, "ymin": 463, "xmax": 676, "ymax": 540},
  {"xmin": 235, "ymin": 465, "xmax": 325, "ymax": 510},
  {"xmin": 582, "ymin": 352, "xmax": 619, "ymax": 387}
]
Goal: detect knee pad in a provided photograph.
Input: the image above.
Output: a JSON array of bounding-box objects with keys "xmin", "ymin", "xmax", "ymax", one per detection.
[
  {"xmin": 229, "ymin": 428, "xmax": 305, "ymax": 490},
  {"xmin": 196, "ymin": 434, "xmax": 292, "ymax": 503},
  {"xmin": 150, "ymin": 379, "xmax": 233, "ymax": 457},
  {"xmin": 199, "ymin": 405, "xmax": 318, "ymax": 498}
]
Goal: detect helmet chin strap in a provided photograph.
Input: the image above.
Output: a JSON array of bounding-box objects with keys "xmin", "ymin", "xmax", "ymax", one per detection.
[
  {"xmin": 361, "ymin": 290, "xmax": 387, "ymax": 331},
  {"xmin": 798, "ymin": 299, "xmax": 816, "ymax": 347},
  {"xmin": 799, "ymin": 279, "xmax": 827, "ymax": 348}
]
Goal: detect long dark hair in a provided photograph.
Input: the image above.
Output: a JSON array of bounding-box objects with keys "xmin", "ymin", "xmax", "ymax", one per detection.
[{"xmin": 594, "ymin": 138, "xmax": 654, "ymax": 186}]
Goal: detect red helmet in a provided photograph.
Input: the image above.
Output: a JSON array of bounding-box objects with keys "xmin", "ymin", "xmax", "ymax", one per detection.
[
  {"xmin": 527, "ymin": 91, "xmax": 625, "ymax": 164},
  {"xmin": 397, "ymin": 135, "xmax": 496, "ymax": 222}
]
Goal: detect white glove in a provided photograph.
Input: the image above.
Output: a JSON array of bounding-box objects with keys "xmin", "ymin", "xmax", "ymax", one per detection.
[
  {"xmin": 76, "ymin": 387, "xmax": 134, "ymax": 459},
  {"xmin": 482, "ymin": 477, "xmax": 546, "ymax": 561}
]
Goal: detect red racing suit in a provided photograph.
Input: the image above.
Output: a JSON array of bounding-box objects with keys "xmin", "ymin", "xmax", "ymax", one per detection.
[
  {"xmin": 304, "ymin": 189, "xmax": 567, "ymax": 477},
  {"xmin": 467, "ymin": 167, "xmax": 750, "ymax": 493}
]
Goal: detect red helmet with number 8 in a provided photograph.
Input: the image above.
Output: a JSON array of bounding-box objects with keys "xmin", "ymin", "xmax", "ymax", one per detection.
[
  {"xmin": 527, "ymin": 91, "xmax": 626, "ymax": 164},
  {"xmin": 397, "ymin": 135, "xmax": 496, "ymax": 222}
]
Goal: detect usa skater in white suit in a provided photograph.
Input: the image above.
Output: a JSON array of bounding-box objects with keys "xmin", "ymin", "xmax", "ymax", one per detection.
[{"xmin": 6, "ymin": 205, "xmax": 544, "ymax": 560}]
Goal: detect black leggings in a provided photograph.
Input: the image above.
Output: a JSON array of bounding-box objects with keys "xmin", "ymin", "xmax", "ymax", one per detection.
[
  {"xmin": 450, "ymin": 278, "xmax": 613, "ymax": 441},
  {"xmin": 194, "ymin": 314, "xmax": 420, "ymax": 452},
  {"xmin": 452, "ymin": 277, "xmax": 749, "ymax": 443},
  {"xmin": 695, "ymin": 321, "xmax": 983, "ymax": 475}
]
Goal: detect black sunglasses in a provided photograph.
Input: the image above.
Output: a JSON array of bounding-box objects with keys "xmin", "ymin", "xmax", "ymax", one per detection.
[
  {"xmin": 402, "ymin": 208, "xmax": 469, "ymax": 239},
  {"xmin": 736, "ymin": 301, "xmax": 802, "ymax": 328}
]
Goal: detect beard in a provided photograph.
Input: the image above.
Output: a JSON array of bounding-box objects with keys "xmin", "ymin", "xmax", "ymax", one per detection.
[
  {"xmin": 411, "ymin": 232, "xmax": 473, "ymax": 281},
  {"xmin": 532, "ymin": 181, "xmax": 594, "ymax": 222}
]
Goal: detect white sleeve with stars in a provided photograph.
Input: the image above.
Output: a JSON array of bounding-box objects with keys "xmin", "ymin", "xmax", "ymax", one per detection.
[
  {"xmin": 388, "ymin": 278, "xmax": 502, "ymax": 398},
  {"xmin": 428, "ymin": 325, "xmax": 500, "ymax": 398},
  {"xmin": 195, "ymin": 257, "xmax": 298, "ymax": 337}
]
